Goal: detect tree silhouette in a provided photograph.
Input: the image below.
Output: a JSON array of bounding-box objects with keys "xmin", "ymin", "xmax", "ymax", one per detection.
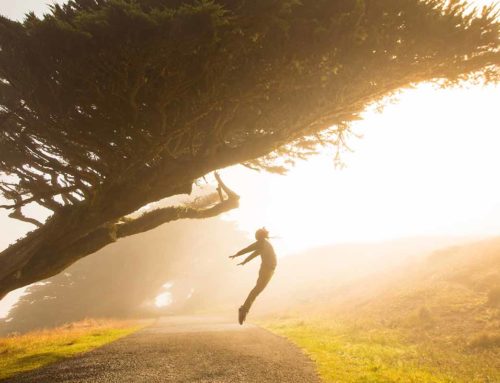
[{"xmin": 0, "ymin": 0, "xmax": 498, "ymax": 297}]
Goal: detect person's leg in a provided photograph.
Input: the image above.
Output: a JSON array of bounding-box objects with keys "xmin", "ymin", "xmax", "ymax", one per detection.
[{"xmin": 241, "ymin": 267, "xmax": 274, "ymax": 313}]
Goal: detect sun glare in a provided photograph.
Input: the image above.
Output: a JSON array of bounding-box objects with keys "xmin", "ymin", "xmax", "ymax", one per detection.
[
  {"xmin": 222, "ymin": 83, "xmax": 500, "ymax": 256},
  {"xmin": 154, "ymin": 292, "xmax": 173, "ymax": 308}
]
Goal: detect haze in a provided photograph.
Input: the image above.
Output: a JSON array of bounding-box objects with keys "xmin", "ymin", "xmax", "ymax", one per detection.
[
  {"xmin": 0, "ymin": 0, "xmax": 499, "ymax": 317},
  {"xmin": 1, "ymin": 0, "xmax": 500, "ymax": 256},
  {"xmin": 0, "ymin": 4, "xmax": 499, "ymax": 381}
]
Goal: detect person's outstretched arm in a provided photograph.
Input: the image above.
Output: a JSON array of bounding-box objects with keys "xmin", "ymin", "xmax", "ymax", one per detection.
[
  {"xmin": 229, "ymin": 242, "xmax": 258, "ymax": 259},
  {"xmin": 238, "ymin": 251, "xmax": 260, "ymax": 266}
]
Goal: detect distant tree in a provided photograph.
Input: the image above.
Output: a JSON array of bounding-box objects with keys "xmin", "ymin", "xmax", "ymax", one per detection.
[
  {"xmin": 0, "ymin": 0, "xmax": 498, "ymax": 298},
  {"xmin": 0, "ymin": 217, "xmax": 246, "ymax": 334}
]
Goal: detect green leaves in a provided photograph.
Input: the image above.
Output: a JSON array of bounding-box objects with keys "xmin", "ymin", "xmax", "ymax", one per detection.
[{"xmin": 0, "ymin": 0, "xmax": 498, "ymax": 217}]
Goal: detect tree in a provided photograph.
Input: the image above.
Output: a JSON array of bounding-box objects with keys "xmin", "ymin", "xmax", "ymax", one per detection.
[
  {"xmin": 1, "ymin": 217, "xmax": 247, "ymax": 334},
  {"xmin": 0, "ymin": 0, "xmax": 498, "ymax": 298}
]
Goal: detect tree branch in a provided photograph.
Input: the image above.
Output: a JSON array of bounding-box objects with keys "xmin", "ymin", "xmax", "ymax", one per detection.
[
  {"xmin": 0, "ymin": 173, "xmax": 240, "ymax": 299},
  {"xmin": 8, "ymin": 208, "xmax": 43, "ymax": 228},
  {"xmin": 116, "ymin": 173, "xmax": 239, "ymax": 238}
]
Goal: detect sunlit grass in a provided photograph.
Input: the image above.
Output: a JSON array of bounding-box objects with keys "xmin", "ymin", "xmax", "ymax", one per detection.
[
  {"xmin": 262, "ymin": 318, "xmax": 500, "ymax": 383},
  {"xmin": 0, "ymin": 319, "xmax": 144, "ymax": 380},
  {"xmin": 260, "ymin": 237, "xmax": 500, "ymax": 382}
]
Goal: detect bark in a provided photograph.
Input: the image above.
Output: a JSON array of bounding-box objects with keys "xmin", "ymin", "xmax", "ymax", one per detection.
[
  {"xmin": 0, "ymin": 132, "xmax": 279, "ymax": 299},
  {"xmin": 0, "ymin": 172, "xmax": 239, "ymax": 299}
]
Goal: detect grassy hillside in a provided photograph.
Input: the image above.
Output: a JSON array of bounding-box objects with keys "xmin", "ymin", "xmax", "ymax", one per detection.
[
  {"xmin": 251, "ymin": 236, "xmax": 477, "ymax": 315},
  {"xmin": 0, "ymin": 319, "xmax": 144, "ymax": 380},
  {"xmin": 262, "ymin": 237, "xmax": 500, "ymax": 382}
]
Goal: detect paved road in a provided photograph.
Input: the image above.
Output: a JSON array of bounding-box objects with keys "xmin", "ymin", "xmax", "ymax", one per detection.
[{"xmin": 5, "ymin": 316, "xmax": 320, "ymax": 383}]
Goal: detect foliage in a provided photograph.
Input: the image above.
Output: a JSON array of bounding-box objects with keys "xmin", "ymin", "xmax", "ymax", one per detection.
[
  {"xmin": 1, "ymin": 0, "xmax": 498, "ymax": 213},
  {"xmin": 0, "ymin": 0, "xmax": 498, "ymax": 296},
  {"xmin": 468, "ymin": 332, "xmax": 500, "ymax": 349}
]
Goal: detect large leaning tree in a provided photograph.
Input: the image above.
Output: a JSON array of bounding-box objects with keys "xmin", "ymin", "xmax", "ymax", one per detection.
[{"xmin": 0, "ymin": 0, "xmax": 498, "ymax": 298}]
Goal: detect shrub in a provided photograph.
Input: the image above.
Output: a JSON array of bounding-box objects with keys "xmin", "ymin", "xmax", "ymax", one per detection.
[
  {"xmin": 487, "ymin": 286, "xmax": 500, "ymax": 307},
  {"xmin": 468, "ymin": 333, "xmax": 500, "ymax": 349}
]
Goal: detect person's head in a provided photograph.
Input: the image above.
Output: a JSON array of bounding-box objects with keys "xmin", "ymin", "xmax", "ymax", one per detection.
[{"xmin": 255, "ymin": 227, "xmax": 269, "ymax": 241}]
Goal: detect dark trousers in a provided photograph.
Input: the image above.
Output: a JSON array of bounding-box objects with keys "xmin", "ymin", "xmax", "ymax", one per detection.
[{"xmin": 242, "ymin": 267, "xmax": 275, "ymax": 311}]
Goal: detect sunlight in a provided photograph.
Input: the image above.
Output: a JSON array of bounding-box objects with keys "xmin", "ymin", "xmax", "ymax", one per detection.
[
  {"xmin": 0, "ymin": 287, "xmax": 28, "ymax": 319},
  {"xmin": 154, "ymin": 281, "xmax": 174, "ymax": 308},
  {"xmin": 222, "ymin": 82, "xmax": 500, "ymax": 255},
  {"xmin": 0, "ymin": 2, "xmax": 498, "ymax": 381},
  {"xmin": 154, "ymin": 292, "xmax": 173, "ymax": 308}
]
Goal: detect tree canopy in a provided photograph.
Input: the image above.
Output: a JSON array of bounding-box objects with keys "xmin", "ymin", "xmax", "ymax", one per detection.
[{"xmin": 0, "ymin": 0, "xmax": 498, "ymax": 298}]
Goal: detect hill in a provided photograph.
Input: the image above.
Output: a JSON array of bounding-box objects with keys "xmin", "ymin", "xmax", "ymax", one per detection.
[{"xmin": 263, "ymin": 237, "xmax": 500, "ymax": 382}]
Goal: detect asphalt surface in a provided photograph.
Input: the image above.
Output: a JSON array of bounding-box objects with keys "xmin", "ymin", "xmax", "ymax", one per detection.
[{"xmin": 4, "ymin": 316, "xmax": 320, "ymax": 383}]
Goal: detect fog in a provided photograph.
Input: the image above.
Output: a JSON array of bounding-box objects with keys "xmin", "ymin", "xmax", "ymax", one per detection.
[
  {"xmin": 0, "ymin": 0, "xmax": 499, "ymax": 337},
  {"xmin": 0, "ymin": 210, "xmax": 483, "ymax": 335}
]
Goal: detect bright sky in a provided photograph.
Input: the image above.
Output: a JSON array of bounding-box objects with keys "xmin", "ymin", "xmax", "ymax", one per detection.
[
  {"xmin": 0, "ymin": 0, "xmax": 499, "ymax": 315},
  {"xmin": 221, "ymin": 83, "xmax": 500, "ymax": 255},
  {"xmin": 0, "ymin": 0, "xmax": 67, "ymax": 20}
]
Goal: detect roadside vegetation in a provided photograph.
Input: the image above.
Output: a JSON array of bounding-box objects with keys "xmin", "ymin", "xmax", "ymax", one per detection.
[
  {"xmin": 0, "ymin": 319, "xmax": 143, "ymax": 380},
  {"xmin": 262, "ymin": 238, "xmax": 500, "ymax": 382},
  {"xmin": 266, "ymin": 318, "xmax": 499, "ymax": 383}
]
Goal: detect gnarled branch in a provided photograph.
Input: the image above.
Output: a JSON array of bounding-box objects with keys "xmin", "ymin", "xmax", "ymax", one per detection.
[{"xmin": 0, "ymin": 173, "xmax": 239, "ymax": 299}]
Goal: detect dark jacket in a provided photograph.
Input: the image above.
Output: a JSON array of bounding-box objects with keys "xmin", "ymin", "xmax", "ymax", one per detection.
[{"xmin": 236, "ymin": 239, "xmax": 277, "ymax": 270}]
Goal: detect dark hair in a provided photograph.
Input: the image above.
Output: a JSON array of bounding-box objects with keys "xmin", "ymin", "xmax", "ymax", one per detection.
[{"xmin": 255, "ymin": 227, "xmax": 269, "ymax": 240}]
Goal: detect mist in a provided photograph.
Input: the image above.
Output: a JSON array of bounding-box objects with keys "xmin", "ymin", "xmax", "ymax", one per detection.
[{"xmin": 1, "ymin": 207, "xmax": 487, "ymax": 336}]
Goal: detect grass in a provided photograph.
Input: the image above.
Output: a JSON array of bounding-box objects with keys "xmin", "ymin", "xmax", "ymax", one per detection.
[
  {"xmin": 260, "ymin": 239, "xmax": 500, "ymax": 382},
  {"xmin": 0, "ymin": 318, "xmax": 144, "ymax": 380},
  {"xmin": 262, "ymin": 318, "xmax": 499, "ymax": 383}
]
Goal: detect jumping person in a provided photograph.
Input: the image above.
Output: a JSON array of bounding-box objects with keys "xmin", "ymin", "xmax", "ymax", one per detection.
[{"xmin": 229, "ymin": 227, "xmax": 277, "ymax": 325}]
